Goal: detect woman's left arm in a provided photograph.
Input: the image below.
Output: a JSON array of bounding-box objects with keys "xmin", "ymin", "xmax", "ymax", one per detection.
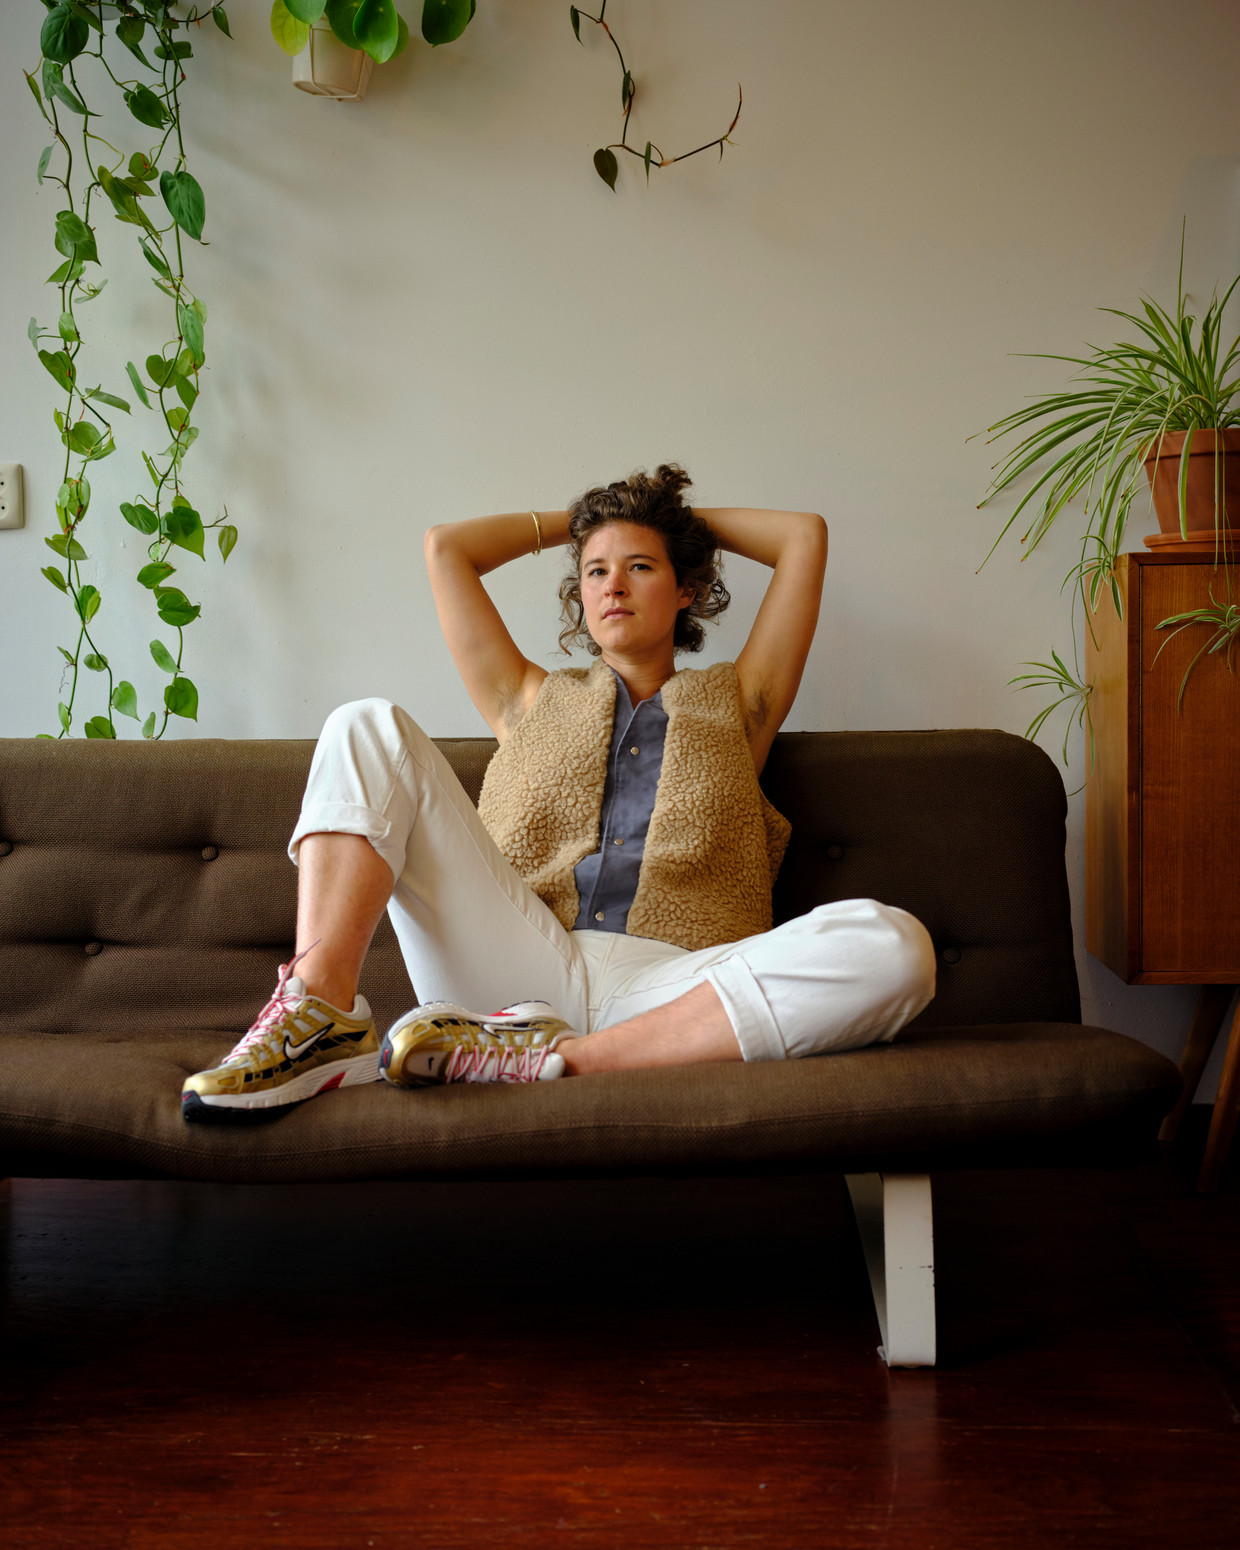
[{"xmin": 694, "ymin": 507, "xmax": 828, "ymax": 770}]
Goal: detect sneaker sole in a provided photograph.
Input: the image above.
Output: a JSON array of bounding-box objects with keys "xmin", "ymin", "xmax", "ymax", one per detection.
[
  {"xmin": 182, "ymin": 1050, "xmax": 381, "ymax": 1119},
  {"xmin": 381, "ymin": 1007, "xmax": 569, "ymax": 1087}
]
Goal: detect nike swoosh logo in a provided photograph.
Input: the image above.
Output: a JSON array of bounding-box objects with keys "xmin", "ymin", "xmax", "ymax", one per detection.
[{"xmin": 284, "ymin": 1021, "xmax": 335, "ymax": 1062}]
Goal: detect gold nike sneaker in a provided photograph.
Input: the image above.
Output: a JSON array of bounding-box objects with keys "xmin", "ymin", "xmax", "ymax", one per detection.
[
  {"xmin": 380, "ymin": 1000, "xmax": 575, "ymax": 1086},
  {"xmin": 182, "ymin": 958, "xmax": 380, "ymax": 1121}
]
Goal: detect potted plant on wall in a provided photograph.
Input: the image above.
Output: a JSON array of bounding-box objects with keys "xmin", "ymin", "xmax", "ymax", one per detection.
[
  {"xmin": 271, "ymin": 0, "xmax": 475, "ymax": 101},
  {"xmin": 978, "ymin": 238, "xmax": 1240, "ymax": 752}
]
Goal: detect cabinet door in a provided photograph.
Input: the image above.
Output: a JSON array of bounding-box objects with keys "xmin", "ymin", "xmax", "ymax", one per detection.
[{"xmin": 1139, "ymin": 562, "xmax": 1240, "ymax": 978}]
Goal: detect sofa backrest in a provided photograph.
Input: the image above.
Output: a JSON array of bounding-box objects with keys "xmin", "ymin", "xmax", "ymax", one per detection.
[{"xmin": 0, "ymin": 728, "xmax": 1078, "ymax": 1038}]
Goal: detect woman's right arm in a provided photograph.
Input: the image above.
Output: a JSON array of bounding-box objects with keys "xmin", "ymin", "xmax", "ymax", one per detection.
[{"xmin": 424, "ymin": 510, "xmax": 572, "ymax": 740}]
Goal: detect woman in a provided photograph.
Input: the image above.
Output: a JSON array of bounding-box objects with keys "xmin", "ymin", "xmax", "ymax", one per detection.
[{"xmin": 182, "ymin": 466, "xmax": 934, "ymax": 1118}]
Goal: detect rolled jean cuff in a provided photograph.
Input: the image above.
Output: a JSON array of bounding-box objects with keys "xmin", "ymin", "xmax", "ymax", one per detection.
[
  {"xmin": 288, "ymin": 802, "xmax": 399, "ymax": 880},
  {"xmin": 703, "ymin": 954, "xmax": 787, "ymax": 1063}
]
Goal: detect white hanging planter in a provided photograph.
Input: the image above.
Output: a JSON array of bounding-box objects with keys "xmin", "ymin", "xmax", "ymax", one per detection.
[{"xmin": 292, "ymin": 22, "xmax": 375, "ymax": 102}]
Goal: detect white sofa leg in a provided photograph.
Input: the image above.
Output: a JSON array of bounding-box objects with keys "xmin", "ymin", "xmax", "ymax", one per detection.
[{"xmin": 845, "ymin": 1172, "xmax": 936, "ymax": 1368}]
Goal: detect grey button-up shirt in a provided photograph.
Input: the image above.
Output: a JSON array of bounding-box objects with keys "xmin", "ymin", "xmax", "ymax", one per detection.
[{"xmin": 571, "ymin": 670, "xmax": 668, "ymax": 933}]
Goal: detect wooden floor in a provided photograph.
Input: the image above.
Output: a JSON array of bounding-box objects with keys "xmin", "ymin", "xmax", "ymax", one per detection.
[{"xmin": 2, "ymin": 1118, "xmax": 1237, "ymax": 1549}]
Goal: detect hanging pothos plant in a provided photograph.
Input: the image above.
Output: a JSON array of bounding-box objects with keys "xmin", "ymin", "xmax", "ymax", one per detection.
[{"xmin": 24, "ymin": 0, "xmax": 233, "ymax": 741}]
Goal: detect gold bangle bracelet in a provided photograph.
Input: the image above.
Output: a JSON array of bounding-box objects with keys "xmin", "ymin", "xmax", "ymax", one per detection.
[{"xmin": 530, "ymin": 510, "xmax": 543, "ymax": 556}]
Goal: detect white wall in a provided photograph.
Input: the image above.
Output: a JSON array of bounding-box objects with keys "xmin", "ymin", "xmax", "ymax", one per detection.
[{"xmin": 3, "ymin": 0, "xmax": 1238, "ymax": 1090}]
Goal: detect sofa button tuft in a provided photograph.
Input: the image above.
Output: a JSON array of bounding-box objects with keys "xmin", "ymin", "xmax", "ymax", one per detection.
[
  {"xmin": 826, "ymin": 844, "xmax": 843, "ymax": 860},
  {"xmin": 941, "ymin": 946, "xmax": 962, "ymax": 965},
  {"xmin": 84, "ymin": 941, "xmax": 103, "ymax": 957},
  {"xmin": 0, "ymin": 840, "xmax": 11, "ymax": 858},
  {"xmin": 201, "ymin": 845, "xmax": 219, "ymax": 861}
]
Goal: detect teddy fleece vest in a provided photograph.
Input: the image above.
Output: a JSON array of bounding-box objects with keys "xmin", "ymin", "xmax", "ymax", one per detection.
[{"xmin": 477, "ymin": 660, "xmax": 791, "ymax": 952}]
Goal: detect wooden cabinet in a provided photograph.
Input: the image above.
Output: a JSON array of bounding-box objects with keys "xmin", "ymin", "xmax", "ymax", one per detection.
[{"xmin": 1086, "ymin": 551, "xmax": 1240, "ymax": 1187}]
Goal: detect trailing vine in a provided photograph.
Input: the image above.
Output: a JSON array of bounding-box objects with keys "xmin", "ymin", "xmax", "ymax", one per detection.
[
  {"xmin": 24, "ymin": 1, "xmax": 233, "ymax": 740},
  {"xmin": 570, "ymin": 3, "xmax": 742, "ymax": 190}
]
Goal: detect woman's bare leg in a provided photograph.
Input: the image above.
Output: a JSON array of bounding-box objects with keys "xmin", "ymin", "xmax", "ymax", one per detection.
[
  {"xmin": 559, "ymin": 981, "xmax": 741, "ymax": 1074},
  {"xmin": 293, "ymin": 832, "xmax": 393, "ymax": 1011}
]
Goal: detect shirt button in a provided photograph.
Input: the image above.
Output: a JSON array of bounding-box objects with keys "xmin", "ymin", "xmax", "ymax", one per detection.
[
  {"xmin": 613, "ymin": 837, "xmax": 624, "ymax": 846},
  {"xmin": 630, "ymin": 746, "xmax": 639, "ymax": 756},
  {"xmin": 595, "ymin": 911, "xmax": 605, "ymax": 921}
]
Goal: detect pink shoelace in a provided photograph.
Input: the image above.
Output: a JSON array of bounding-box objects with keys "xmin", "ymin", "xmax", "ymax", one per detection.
[
  {"xmin": 225, "ymin": 943, "xmax": 318, "ymax": 1060},
  {"xmin": 442, "ymin": 1037, "xmax": 558, "ymax": 1083}
]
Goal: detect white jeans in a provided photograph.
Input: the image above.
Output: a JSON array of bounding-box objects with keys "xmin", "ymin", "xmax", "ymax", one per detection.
[{"xmin": 289, "ymin": 699, "xmax": 937, "ymax": 1062}]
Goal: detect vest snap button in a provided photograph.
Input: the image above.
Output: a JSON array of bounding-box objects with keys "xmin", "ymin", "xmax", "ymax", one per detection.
[
  {"xmin": 595, "ymin": 911, "xmax": 605, "ymax": 922},
  {"xmin": 613, "ymin": 837, "xmax": 624, "ymax": 846},
  {"xmin": 629, "ymin": 746, "xmax": 639, "ymax": 756},
  {"xmin": 201, "ymin": 845, "xmax": 219, "ymax": 861},
  {"xmin": 84, "ymin": 941, "xmax": 103, "ymax": 957}
]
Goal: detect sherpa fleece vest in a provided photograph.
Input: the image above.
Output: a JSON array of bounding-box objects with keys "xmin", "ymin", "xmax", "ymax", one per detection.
[{"xmin": 477, "ymin": 660, "xmax": 791, "ymax": 952}]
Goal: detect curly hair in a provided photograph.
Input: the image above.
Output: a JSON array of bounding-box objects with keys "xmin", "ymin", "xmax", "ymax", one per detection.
[{"xmin": 557, "ymin": 464, "xmax": 730, "ymax": 656}]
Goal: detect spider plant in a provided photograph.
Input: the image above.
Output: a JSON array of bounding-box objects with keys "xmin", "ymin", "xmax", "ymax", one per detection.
[
  {"xmin": 977, "ymin": 234, "xmax": 1240, "ymax": 759},
  {"xmin": 1153, "ymin": 592, "xmax": 1240, "ymax": 711}
]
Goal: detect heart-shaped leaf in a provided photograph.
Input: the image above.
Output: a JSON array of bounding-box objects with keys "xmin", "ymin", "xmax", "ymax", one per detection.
[
  {"xmin": 111, "ymin": 681, "xmax": 140, "ymax": 720},
  {"xmin": 125, "ymin": 85, "xmax": 168, "ymax": 128},
  {"xmin": 42, "ymin": 565, "xmax": 68, "ymax": 593},
  {"xmin": 39, "ymin": 349, "xmax": 76, "ymax": 392},
  {"xmin": 138, "ymin": 561, "xmax": 177, "ymax": 589},
  {"xmin": 218, "ymin": 524, "xmax": 238, "ymax": 563},
  {"xmin": 164, "ymin": 676, "xmax": 199, "ymax": 720},
  {"xmin": 355, "ymin": 0, "xmax": 400, "ymax": 60},
  {"xmin": 594, "ymin": 148, "xmax": 619, "ymax": 191},
  {"xmin": 154, "ymin": 587, "xmax": 201, "ymax": 627},
  {"xmin": 165, "ymin": 505, "xmax": 205, "ymax": 559},
  {"xmin": 141, "ymin": 712, "xmax": 156, "ymax": 740},
  {"xmin": 84, "ymin": 716, "xmax": 116, "ymax": 740},
  {"xmin": 326, "ymin": 0, "xmax": 364, "ymax": 46},
  {"xmin": 125, "ymin": 361, "xmax": 152, "ymax": 410},
  {"xmin": 271, "ymin": 0, "xmax": 312, "ymax": 55},
  {"xmin": 41, "ymin": 6, "xmax": 90, "ymax": 65},
  {"xmin": 76, "ymin": 584, "xmax": 102, "ymax": 623},
  {"xmin": 214, "ymin": 7, "xmax": 233, "ymax": 36},
  {"xmin": 285, "ymin": 0, "xmax": 328, "ymax": 20},
  {"xmin": 150, "ymin": 640, "xmax": 178, "ymax": 675},
  {"xmin": 422, "ymin": 0, "xmax": 473, "ymax": 47},
  {"xmin": 178, "ymin": 302, "xmax": 205, "ymax": 365},
  {"xmin": 37, "ymin": 145, "xmax": 53, "ymax": 184},
  {"xmin": 160, "ymin": 170, "xmax": 205, "ymax": 242},
  {"xmin": 120, "ymin": 500, "xmax": 160, "ymax": 535}
]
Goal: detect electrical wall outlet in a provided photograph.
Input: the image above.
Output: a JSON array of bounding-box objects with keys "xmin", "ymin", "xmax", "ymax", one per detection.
[{"xmin": 0, "ymin": 464, "xmax": 25, "ymax": 529}]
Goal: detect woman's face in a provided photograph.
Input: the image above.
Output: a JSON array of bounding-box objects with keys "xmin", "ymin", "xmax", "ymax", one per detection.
[{"xmin": 579, "ymin": 521, "xmax": 694, "ymax": 656}]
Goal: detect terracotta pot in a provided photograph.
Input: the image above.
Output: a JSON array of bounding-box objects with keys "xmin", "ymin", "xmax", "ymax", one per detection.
[
  {"xmin": 292, "ymin": 21, "xmax": 375, "ymax": 101},
  {"xmin": 1142, "ymin": 428, "xmax": 1240, "ymax": 548}
]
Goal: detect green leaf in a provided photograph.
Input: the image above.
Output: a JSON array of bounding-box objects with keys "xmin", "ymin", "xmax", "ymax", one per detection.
[
  {"xmin": 28, "ymin": 316, "xmax": 41, "ymax": 349},
  {"xmin": 65, "ymin": 421, "xmax": 101, "ymax": 455},
  {"xmin": 124, "ymin": 85, "xmax": 168, "ymax": 128},
  {"xmin": 43, "ymin": 62, "xmax": 88, "ymax": 117},
  {"xmin": 111, "ymin": 681, "xmax": 139, "ymax": 720},
  {"xmin": 178, "ymin": 302, "xmax": 205, "ymax": 364},
  {"xmin": 160, "ymin": 170, "xmax": 206, "ymax": 242},
  {"xmin": 570, "ymin": 6, "xmax": 581, "ymax": 44},
  {"xmin": 154, "ymin": 586, "xmax": 201, "ymax": 627},
  {"xmin": 421, "ymin": 0, "xmax": 472, "ymax": 47},
  {"xmin": 213, "ymin": 6, "xmax": 233, "ymax": 36},
  {"xmin": 46, "ymin": 532, "xmax": 88, "ymax": 561},
  {"xmin": 621, "ymin": 69, "xmax": 633, "ymax": 112},
  {"xmin": 41, "ymin": 6, "xmax": 91, "ymax": 65},
  {"xmin": 47, "ymin": 257, "xmax": 84, "ymax": 285},
  {"xmin": 356, "ymin": 0, "xmax": 400, "ymax": 59},
  {"xmin": 84, "ymin": 716, "xmax": 116, "ymax": 740},
  {"xmin": 58, "ymin": 311, "xmax": 79, "ymax": 343},
  {"xmin": 643, "ymin": 141, "xmax": 653, "ymax": 183},
  {"xmin": 141, "ymin": 712, "xmax": 156, "ymax": 739},
  {"xmin": 137, "ymin": 561, "xmax": 176, "ymax": 589},
  {"xmin": 175, "ymin": 376, "xmax": 198, "ymax": 412},
  {"xmin": 145, "ymin": 354, "xmax": 178, "ymax": 388},
  {"xmin": 86, "ymin": 388, "xmax": 131, "ymax": 413},
  {"xmin": 217, "ymin": 524, "xmax": 238, "ymax": 563},
  {"xmin": 175, "ymin": 348, "xmax": 197, "ymax": 379},
  {"xmin": 125, "ymin": 360, "xmax": 152, "ymax": 410},
  {"xmin": 58, "ymin": 702, "xmax": 71, "ymax": 733},
  {"xmin": 392, "ymin": 13, "xmax": 411, "ymax": 56},
  {"xmin": 154, "ymin": 42, "xmax": 193, "ymax": 61},
  {"xmin": 130, "ymin": 153, "xmax": 157, "ymax": 182},
  {"xmin": 167, "ymin": 406, "xmax": 189, "ymax": 434},
  {"xmin": 150, "ymin": 639, "xmax": 178, "ymax": 674},
  {"xmin": 325, "ymin": 0, "xmax": 364, "ymax": 47},
  {"xmin": 42, "ymin": 565, "xmax": 68, "ymax": 593},
  {"xmin": 271, "ymin": 0, "xmax": 312, "ymax": 54},
  {"xmin": 593, "ymin": 148, "xmax": 619, "ymax": 191},
  {"xmin": 76, "ymin": 279, "xmax": 107, "ymax": 303},
  {"xmin": 39, "ymin": 349, "xmax": 75, "ymax": 391},
  {"xmin": 165, "ymin": 504, "xmax": 205, "ymax": 558},
  {"xmin": 76, "ymin": 584, "xmax": 101, "ymax": 623},
  {"xmin": 285, "ymin": 0, "xmax": 328, "ymax": 20},
  {"xmin": 164, "ymin": 677, "xmax": 199, "ymax": 720},
  {"xmin": 25, "ymin": 71, "xmax": 51, "ymax": 125},
  {"xmin": 117, "ymin": 20, "xmax": 154, "ymax": 70},
  {"xmin": 139, "ymin": 240, "xmax": 171, "ymax": 280},
  {"xmin": 83, "ymin": 653, "xmax": 108, "ymax": 671},
  {"xmin": 37, "ymin": 145, "xmax": 53, "ymax": 184},
  {"xmin": 55, "ymin": 209, "xmax": 98, "ymax": 263},
  {"xmin": 58, "ymin": 647, "xmax": 76, "ymax": 666},
  {"xmin": 120, "ymin": 500, "xmax": 160, "ymax": 535}
]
